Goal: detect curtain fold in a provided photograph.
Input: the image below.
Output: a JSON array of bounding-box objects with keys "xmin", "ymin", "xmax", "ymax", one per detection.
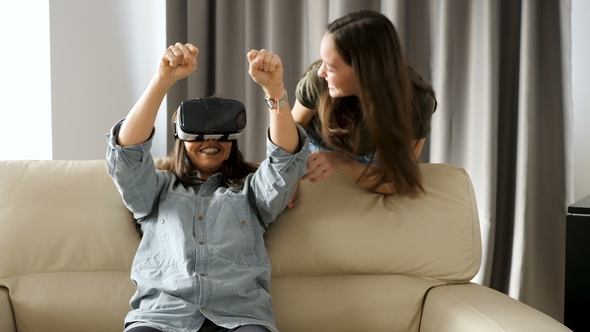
[
  {"xmin": 507, "ymin": 0, "xmax": 571, "ymax": 318},
  {"xmin": 165, "ymin": 0, "xmax": 572, "ymax": 322},
  {"xmin": 491, "ymin": 0, "xmax": 522, "ymax": 294}
]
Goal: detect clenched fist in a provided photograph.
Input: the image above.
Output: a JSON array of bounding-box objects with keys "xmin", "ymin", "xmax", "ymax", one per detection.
[{"xmin": 247, "ymin": 49, "xmax": 284, "ymax": 99}]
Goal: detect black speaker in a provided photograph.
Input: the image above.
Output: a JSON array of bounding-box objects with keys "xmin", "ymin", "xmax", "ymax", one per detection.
[{"xmin": 565, "ymin": 194, "xmax": 590, "ymax": 331}]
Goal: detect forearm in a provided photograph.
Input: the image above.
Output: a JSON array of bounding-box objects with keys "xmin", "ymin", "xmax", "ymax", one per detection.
[
  {"xmin": 292, "ymin": 100, "xmax": 315, "ymax": 128},
  {"xmin": 266, "ymin": 88, "xmax": 299, "ymax": 154},
  {"xmin": 118, "ymin": 42, "xmax": 198, "ymax": 147},
  {"xmin": 247, "ymin": 49, "xmax": 299, "ymax": 154},
  {"xmin": 347, "ymin": 139, "xmax": 423, "ymax": 194},
  {"xmin": 117, "ymin": 74, "xmax": 175, "ymax": 146},
  {"xmin": 340, "ymin": 160, "xmax": 396, "ymax": 195},
  {"xmin": 347, "ymin": 139, "xmax": 424, "ymax": 194}
]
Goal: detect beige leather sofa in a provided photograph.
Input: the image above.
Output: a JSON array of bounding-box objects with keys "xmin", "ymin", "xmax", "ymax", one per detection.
[{"xmin": 0, "ymin": 160, "xmax": 570, "ymax": 332}]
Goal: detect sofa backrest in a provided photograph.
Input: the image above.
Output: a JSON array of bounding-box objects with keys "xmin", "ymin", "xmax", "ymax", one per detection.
[
  {"xmin": 266, "ymin": 163, "xmax": 481, "ymax": 331},
  {"xmin": 0, "ymin": 160, "xmax": 139, "ymax": 332},
  {"xmin": 0, "ymin": 160, "xmax": 481, "ymax": 332}
]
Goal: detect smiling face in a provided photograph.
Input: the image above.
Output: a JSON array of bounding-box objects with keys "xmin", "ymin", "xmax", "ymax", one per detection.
[
  {"xmin": 184, "ymin": 139, "xmax": 232, "ymax": 179},
  {"xmin": 318, "ymin": 32, "xmax": 357, "ymax": 98}
]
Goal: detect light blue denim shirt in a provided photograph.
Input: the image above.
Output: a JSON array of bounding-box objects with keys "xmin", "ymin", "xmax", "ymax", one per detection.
[{"xmin": 106, "ymin": 120, "xmax": 308, "ymax": 332}]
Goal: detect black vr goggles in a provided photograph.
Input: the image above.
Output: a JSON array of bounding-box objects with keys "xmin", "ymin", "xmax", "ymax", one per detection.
[{"xmin": 174, "ymin": 98, "xmax": 247, "ymax": 141}]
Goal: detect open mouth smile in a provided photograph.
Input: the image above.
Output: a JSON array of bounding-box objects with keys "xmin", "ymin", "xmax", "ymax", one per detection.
[{"xmin": 199, "ymin": 147, "xmax": 221, "ymax": 154}]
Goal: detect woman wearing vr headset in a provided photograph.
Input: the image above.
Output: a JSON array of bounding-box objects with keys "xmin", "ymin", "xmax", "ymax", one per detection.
[
  {"xmin": 293, "ymin": 10, "xmax": 437, "ymax": 196},
  {"xmin": 106, "ymin": 43, "xmax": 308, "ymax": 332}
]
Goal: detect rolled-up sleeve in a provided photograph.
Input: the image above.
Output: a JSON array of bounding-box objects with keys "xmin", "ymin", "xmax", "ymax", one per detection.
[
  {"xmin": 249, "ymin": 124, "xmax": 309, "ymax": 225},
  {"xmin": 105, "ymin": 119, "xmax": 168, "ymax": 220}
]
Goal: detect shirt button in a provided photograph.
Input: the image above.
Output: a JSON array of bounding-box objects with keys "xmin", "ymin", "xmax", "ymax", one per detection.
[
  {"xmin": 198, "ymin": 216, "xmax": 204, "ymax": 220},
  {"xmin": 242, "ymin": 220, "xmax": 247, "ymax": 226},
  {"xmin": 200, "ymin": 273, "xmax": 206, "ymax": 276},
  {"xmin": 199, "ymin": 241, "xmax": 204, "ymax": 245},
  {"xmin": 201, "ymin": 307, "xmax": 207, "ymax": 312},
  {"xmin": 161, "ymin": 219, "xmax": 165, "ymax": 224}
]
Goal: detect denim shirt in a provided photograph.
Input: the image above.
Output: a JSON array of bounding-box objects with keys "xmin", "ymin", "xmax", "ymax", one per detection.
[{"xmin": 106, "ymin": 120, "xmax": 308, "ymax": 332}]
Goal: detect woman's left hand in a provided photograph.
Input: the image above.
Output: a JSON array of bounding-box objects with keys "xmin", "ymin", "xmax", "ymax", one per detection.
[
  {"xmin": 302, "ymin": 150, "xmax": 352, "ymax": 183},
  {"xmin": 247, "ymin": 49, "xmax": 284, "ymax": 97}
]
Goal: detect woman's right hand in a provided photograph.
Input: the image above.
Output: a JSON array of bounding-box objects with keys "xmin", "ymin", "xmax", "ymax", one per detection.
[
  {"xmin": 117, "ymin": 43, "xmax": 199, "ymax": 147},
  {"xmin": 302, "ymin": 150, "xmax": 352, "ymax": 182},
  {"xmin": 158, "ymin": 43, "xmax": 199, "ymax": 84}
]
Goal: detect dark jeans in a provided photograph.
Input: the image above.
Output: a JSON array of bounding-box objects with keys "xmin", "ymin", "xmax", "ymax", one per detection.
[{"xmin": 125, "ymin": 319, "xmax": 269, "ymax": 332}]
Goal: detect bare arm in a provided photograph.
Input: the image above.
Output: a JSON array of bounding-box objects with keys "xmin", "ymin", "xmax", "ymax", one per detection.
[
  {"xmin": 304, "ymin": 138, "xmax": 426, "ymax": 195},
  {"xmin": 117, "ymin": 43, "xmax": 199, "ymax": 147},
  {"xmin": 247, "ymin": 50, "xmax": 299, "ymax": 154},
  {"xmin": 291, "ymin": 100, "xmax": 315, "ymax": 129}
]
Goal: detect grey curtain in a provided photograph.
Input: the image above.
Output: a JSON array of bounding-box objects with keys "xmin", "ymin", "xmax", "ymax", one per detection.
[{"xmin": 166, "ymin": 0, "xmax": 573, "ymax": 322}]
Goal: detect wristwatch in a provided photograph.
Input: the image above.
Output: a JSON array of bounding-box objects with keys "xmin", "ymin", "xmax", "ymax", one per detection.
[{"xmin": 264, "ymin": 90, "xmax": 288, "ymax": 110}]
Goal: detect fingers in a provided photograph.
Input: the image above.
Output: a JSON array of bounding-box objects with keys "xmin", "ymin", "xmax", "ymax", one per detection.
[
  {"xmin": 165, "ymin": 42, "xmax": 198, "ymax": 69},
  {"xmin": 302, "ymin": 166, "xmax": 333, "ymax": 182},
  {"xmin": 185, "ymin": 43, "xmax": 200, "ymax": 58},
  {"xmin": 248, "ymin": 49, "xmax": 281, "ymax": 73},
  {"xmin": 247, "ymin": 49, "xmax": 258, "ymax": 63},
  {"xmin": 302, "ymin": 152, "xmax": 334, "ymax": 182},
  {"xmin": 286, "ymin": 180, "xmax": 300, "ymax": 209},
  {"xmin": 247, "ymin": 49, "xmax": 284, "ymax": 94}
]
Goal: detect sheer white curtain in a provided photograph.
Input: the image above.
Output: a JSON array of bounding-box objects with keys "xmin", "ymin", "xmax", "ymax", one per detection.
[{"xmin": 167, "ymin": 0, "xmax": 573, "ymax": 321}]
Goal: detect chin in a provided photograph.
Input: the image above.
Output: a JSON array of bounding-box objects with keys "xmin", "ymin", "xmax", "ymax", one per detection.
[{"xmin": 329, "ymin": 90, "xmax": 341, "ymax": 98}]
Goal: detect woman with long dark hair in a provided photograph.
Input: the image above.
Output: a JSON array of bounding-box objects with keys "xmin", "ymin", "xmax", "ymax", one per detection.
[{"xmin": 293, "ymin": 10, "xmax": 437, "ymax": 195}]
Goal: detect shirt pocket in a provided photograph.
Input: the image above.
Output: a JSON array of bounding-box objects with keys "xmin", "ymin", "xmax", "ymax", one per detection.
[
  {"xmin": 208, "ymin": 192, "xmax": 264, "ymax": 267},
  {"xmin": 134, "ymin": 191, "xmax": 196, "ymax": 272}
]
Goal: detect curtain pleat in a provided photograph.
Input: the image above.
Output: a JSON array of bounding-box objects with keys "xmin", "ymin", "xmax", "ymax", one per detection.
[
  {"xmin": 165, "ymin": 0, "xmax": 573, "ymax": 322},
  {"xmin": 508, "ymin": 0, "xmax": 571, "ymax": 319},
  {"xmin": 490, "ymin": 0, "xmax": 522, "ymax": 295}
]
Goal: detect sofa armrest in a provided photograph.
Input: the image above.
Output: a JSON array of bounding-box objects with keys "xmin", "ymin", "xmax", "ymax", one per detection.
[
  {"xmin": 420, "ymin": 283, "xmax": 571, "ymax": 332},
  {"xmin": 0, "ymin": 287, "xmax": 16, "ymax": 332}
]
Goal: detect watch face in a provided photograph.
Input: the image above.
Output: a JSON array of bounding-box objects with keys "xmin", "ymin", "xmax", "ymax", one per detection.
[{"xmin": 265, "ymin": 98, "xmax": 274, "ymax": 109}]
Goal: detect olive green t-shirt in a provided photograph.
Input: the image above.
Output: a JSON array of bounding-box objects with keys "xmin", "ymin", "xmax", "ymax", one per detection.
[{"xmin": 295, "ymin": 60, "xmax": 437, "ymax": 148}]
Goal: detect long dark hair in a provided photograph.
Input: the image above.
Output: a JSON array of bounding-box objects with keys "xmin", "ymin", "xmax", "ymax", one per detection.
[
  {"xmin": 159, "ymin": 111, "xmax": 258, "ymax": 188},
  {"xmin": 320, "ymin": 10, "xmax": 425, "ymax": 196}
]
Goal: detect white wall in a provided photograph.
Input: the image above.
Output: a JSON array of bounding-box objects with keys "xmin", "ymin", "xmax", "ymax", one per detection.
[
  {"xmin": 50, "ymin": 0, "xmax": 168, "ymax": 159},
  {"xmin": 0, "ymin": 0, "xmax": 167, "ymax": 161},
  {"xmin": 572, "ymin": 0, "xmax": 590, "ymax": 202},
  {"xmin": 0, "ymin": 1, "xmax": 52, "ymax": 160}
]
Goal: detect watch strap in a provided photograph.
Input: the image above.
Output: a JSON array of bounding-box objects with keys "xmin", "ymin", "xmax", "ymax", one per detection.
[{"xmin": 265, "ymin": 90, "xmax": 288, "ymax": 110}]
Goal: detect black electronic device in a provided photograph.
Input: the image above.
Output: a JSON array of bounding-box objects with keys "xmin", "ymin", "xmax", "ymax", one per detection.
[{"xmin": 174, "ymin": 98, "xmax": 247, "ymax": 141}]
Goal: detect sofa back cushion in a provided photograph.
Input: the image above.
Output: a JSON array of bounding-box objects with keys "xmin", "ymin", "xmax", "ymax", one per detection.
[
  {"xmin": 0, "ymin": 160, "xmax": 139, "ymax": 332},
  {"xmin": 265, "ymin": 163, "xmax": 481, "ymax": 331},
  {"xmin": 0, "ymin": 161, "xmax": 481, "ymax": 332}
]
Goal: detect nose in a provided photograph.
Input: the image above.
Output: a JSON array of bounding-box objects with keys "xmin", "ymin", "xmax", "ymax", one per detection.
[{"xmin": 317, "ymin": 62, "xmax": 327, "ymax": 78}]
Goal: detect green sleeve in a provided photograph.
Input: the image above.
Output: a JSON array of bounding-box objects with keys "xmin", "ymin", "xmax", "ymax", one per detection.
[
  {"xmin": 295, "ymin": 60, "xmax": 326, "ymax": 110},
  {"xmin": 296, "ymin": 61, "xmax": 437, "ymax": 140}
]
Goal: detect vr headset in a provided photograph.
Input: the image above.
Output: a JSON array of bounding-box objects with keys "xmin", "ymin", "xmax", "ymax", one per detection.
[{"xmin": 174, "ymin": 97, "xmax": 247, "ymax": 141}]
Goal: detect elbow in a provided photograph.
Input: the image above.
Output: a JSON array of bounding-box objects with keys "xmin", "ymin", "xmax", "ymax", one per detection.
[{"xmin": 374, "ymin": 182, "xmax": 396, "ymax": 195}]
